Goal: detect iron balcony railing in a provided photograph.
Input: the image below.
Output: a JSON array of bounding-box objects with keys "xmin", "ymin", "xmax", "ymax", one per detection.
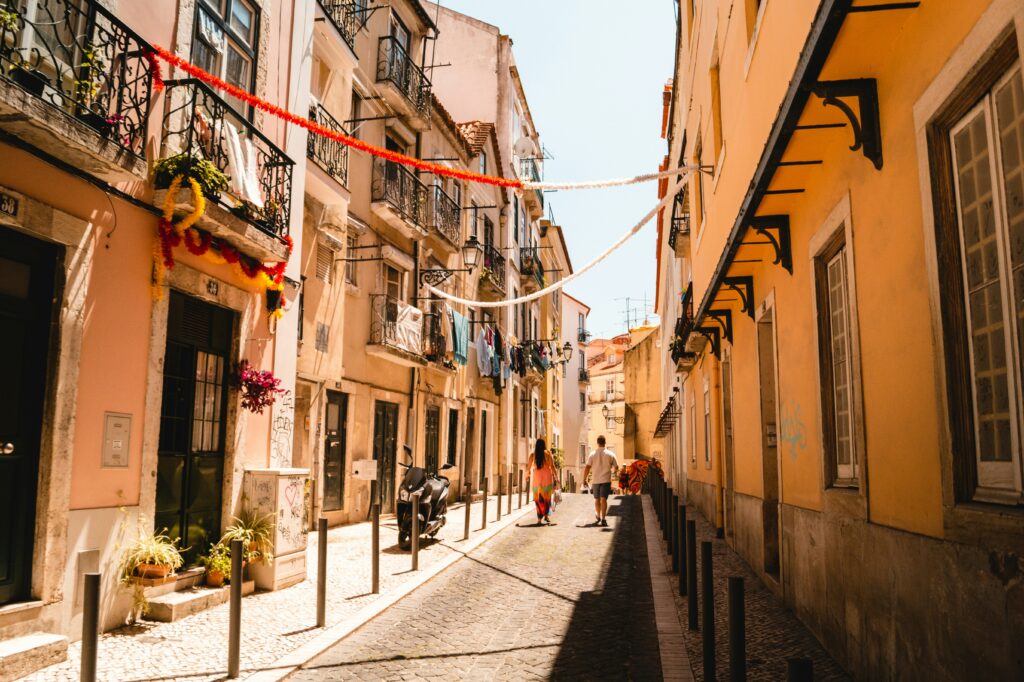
[
  {"xmin": 520, "ymin": 246, "xmax": 545, "ymax": 287},
  {"xmin": 372, "ymin": 157, "xmax": 429, "ymax": 229},
  {"xmin": 481, "ymin": 243, "xmax": 506, "ymax": 293},
  {"xmin": 369, "ymin": 294, "xmax": 424, "ymax": 356},
  {"xmin": 422, "ymin": 310, "xmax": 449, "ymax": 364},
  {"xmin": 668, "ymin": 190, "xmax": 690, "ymax": 250},
  {"xmin": 578, "ymin": 368, "xmax": 590, "ymax": 384},
  {"xmin": 0, "ymin": 0, "xmax": 154, "ymax": 158},
  {"xmin": 308, "ymin": 101, "xmax": 349, "ymax": 186},
  {"xmin": 578, "ymin": 328, "xmax": 592, "ymax": 343},
  {"xmin": 162, "ymin": 79, "xmax": 294, "ymax": 237},
  {"xmin": 520, "ymin": 157, "xmax": 544, "ymax": 210},
  {"xmin": 671, "ymin": 284, "xmax": 695, "ymax": 363},
  {"xmin": 429, "ymin": 184, "xmax": 460, "ymax": 246},
  {"xmin": 317, "ymin": 0, "xmax": 360, "ymax": 50},
  {"xmin": 376, "ymin": 35, "xmax": 430, "ymax": 117}
]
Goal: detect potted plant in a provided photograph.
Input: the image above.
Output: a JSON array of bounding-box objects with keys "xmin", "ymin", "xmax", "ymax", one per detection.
[
  {"xmin": 74, "ymin": 44, "xmax": 111, "ymax": 133},
  {"xmin": 119, "ymin": 529, "xmax": 184, "ymax": 581},
  {"xmin": 8, "ymin": 62, "xmax": 48, "ymax": 98},
  {"xmin": 222, "ymin": 509, "xmax": 274, "ymax": 565},
  {"xmin": 153, "ymin": 152, "xmax": 230, "ymax": 199},
  {"xmin": 236, "ymin": 360, "xmax": 284, "ymax": 414},
  {"xmin": 199, "ymin": 543, "xmax": 232, "ymax": 587}
]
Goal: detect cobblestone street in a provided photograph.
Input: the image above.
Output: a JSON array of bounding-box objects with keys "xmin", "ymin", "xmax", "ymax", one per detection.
[
  {"xmin": 21, "ymin": 496, "xmax": 523, "ymax": 682},
  {"xmin": 292, "ymin": 493, "xmax": 667, "ymax": 681}
]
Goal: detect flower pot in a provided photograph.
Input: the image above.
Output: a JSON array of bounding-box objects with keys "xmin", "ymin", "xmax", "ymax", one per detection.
[
  {"xmin": 265, "ymin": 289, "xmax": 281, "ymax": 313},
  {"xmin": 9, "ymin": 66, "xmax": 48, "ymax": 97},
  {"xmin": 136, "ymin": 563, "xmax": 171, "ymax": 579},
  {"xmin": 76, "ymin": 109, "xmax": 112, "ymax": 136},
  {"xmin": 206, "ymin": 570, "xmax": 225, "ymax": 587}
]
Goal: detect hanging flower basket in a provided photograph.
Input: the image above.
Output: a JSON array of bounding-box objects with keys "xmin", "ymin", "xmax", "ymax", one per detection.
[{"xmin": 236, "ymin": 360, "xmax": 284, "ymax": 414}]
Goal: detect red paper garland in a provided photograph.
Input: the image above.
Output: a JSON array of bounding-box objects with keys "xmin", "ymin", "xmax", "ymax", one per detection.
[{"xmin": 149, "ymin": 45, "xmax": 523, "ymax": 190}]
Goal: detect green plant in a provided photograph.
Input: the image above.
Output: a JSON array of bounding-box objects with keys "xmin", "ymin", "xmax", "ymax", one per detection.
[
  {"xmin": 153, "ymin": 152, "xmax": 230, "ymax": 198},
  {"xmin": 75, "ymin": 43, "xmax": 105, "ymax": 108},
  {"xmin": 199, "ymin": 543, "xmax": 232, "ymax": 580},
  {"xmin": 222, "ymin": 509, "xmax": 274, "ymax": 564},
  {"xmin": 550, "ymin": 447, "xmax": 565, "ymax": 472},
  {"xmin": 0, "ymin": 8, "xmax": 18, "ymax": 33},
  {"xmin": 118, "ymin": 528, "xmax": 184, "ymax": 623}
]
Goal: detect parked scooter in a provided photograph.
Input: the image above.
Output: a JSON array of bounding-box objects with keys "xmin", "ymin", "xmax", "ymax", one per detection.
[{"xmin": 396, "ymin": 447, "xmax": 455, "ymax": 550}]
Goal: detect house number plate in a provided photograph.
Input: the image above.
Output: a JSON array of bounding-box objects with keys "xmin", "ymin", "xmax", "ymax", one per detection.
[{"xmin": 0, "ymin": 191, "xmax": 19, "ymax": 218}]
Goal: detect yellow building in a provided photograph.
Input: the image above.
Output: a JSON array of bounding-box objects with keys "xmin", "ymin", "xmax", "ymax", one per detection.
[
  {"xmin": 655, "ymin": 0, "xmax": 1024, "ymax": 678},
  {"xmin": 587, "ymin": 335, "xmax": 630, "ymax": 462}
]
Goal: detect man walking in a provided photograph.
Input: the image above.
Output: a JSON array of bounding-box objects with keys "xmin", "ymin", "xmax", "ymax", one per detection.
[{"xmin": 582, "ymin": 435, "xmax": 618, "ymax": 526}]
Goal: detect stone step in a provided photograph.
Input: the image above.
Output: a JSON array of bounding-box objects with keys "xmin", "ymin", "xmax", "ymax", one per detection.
[
  {"xmin": 0, "ymin": 632, "xmax": 67, "ymax": 682},
  {"xmin": 144, "ymin": 580, "xmax": 255, "ymax": 623}
]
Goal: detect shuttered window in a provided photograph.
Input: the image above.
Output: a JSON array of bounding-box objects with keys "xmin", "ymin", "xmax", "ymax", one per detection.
[{"xmin": 316, "ymin": 242, "xmax": 334, "ymax": 284}]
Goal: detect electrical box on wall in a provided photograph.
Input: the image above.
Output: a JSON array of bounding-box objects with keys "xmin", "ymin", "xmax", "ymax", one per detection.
[{"xmin": 101, "ymin": 412, "xmax": 131, "ymax": 468}]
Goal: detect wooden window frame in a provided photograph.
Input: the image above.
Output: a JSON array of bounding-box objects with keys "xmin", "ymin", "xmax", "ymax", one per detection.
[{"xmin": 926, "ymin": 32, "xmax": 1023, "ymax": 506}]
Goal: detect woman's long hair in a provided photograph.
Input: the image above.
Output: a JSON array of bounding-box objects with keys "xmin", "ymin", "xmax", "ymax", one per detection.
[{"xmin": 534, "ymin": 439, "xmax": 547, "ymax": 469}]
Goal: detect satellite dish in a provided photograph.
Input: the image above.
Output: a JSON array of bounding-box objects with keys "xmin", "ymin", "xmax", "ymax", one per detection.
[{"xmin": 513, "ymin": 135, "xmax": 537, "ymax": 158}]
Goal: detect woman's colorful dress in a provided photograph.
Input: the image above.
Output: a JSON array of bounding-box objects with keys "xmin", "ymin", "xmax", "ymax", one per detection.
[{"xmin": 531, "ymin": 458, "xmax": 555, "ymax": 518}]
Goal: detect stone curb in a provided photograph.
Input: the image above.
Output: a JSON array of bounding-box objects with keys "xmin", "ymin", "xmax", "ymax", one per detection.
[
  {"xmin": 641, "ymin": 495, "xmax": 696, "ymax": 682},
  {"xmin": 246, "ymin": 501, "xmax": 537, "ymax": 681}
]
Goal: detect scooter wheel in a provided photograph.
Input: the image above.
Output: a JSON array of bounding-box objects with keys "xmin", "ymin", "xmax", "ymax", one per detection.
[{"xmin": 398, "ymin": 531, "xmax": 411, "ymax": 550}]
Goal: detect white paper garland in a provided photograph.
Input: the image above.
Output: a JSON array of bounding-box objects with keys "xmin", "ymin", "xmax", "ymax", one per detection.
[{"xmin": 521, "ymin": 164, "xmax": 698, "ymax": 191}]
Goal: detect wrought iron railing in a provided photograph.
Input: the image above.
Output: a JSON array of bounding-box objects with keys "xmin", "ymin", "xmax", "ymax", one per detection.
[
  {"xmin": 670, "ymin": 286, "xmax": 695, "ymax": 363},
  {"xmin": 162, "ymin": 79, "xmax": 294, "ymax": 237},
  {"xmin": 578, "ymin": 368, "xmax": 590, "ymax": 383},
  {"xmin": 520, "ymin": 157, "xmax": 544, "ymax": 210},
  {"xmin": 317, "ymin": 0, "xmax": 360, "ymax": 50},
  {"xmin": 520, "ymin": 246, "xmax": 545, "ymax": 287},
  {"xmin": 369, "ymin": 294, "xmax": 424, "ymax": 356},
  {"xmin": 577, "ymin": 328, "xmax": 592, "ymax": 343},
  {"xmin": 422, "ymin": 310, "xmax": 449, "ymax": 363},
  {"xmin": 0, "ymin": 0, "xmax": 154, "ymax": 158},
  {"xmin": 372, "ymin": 157, "xmax": 428, "ymax": 229},
  {"xmin": 429, "ymin": 184, "xmax": 460, "ymax": 246},
  {"xmin": 481, "ymin": 243, "xmax": 506, "ymax": 293},
  {"xmin": 668, "ymin": 190, "xmax": 689, "ymax": 250},
  {"xmin": 376, "ymin": 35, "xmax": 430, "ymax": 117},
  {"xmin": 308, "ymin": 101, "xmax": 349, "ymax": 186}
]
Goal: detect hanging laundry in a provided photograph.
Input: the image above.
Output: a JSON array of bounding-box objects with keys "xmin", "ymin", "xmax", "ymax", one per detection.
[
  {"xmin": 451, "ymin": 309, "xmax": 469, "ymax": 366},
  {"xmin": 476, "ymin": 328, "xmax": 493, "ymax": 376}
]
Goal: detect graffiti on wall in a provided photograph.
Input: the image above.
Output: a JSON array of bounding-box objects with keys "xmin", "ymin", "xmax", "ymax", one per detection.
[
  {"xmin": 779, "ymin": 400, "xmax": 807, "ymax": 462},
  {"xmin": 270, "ymin": 390, "xmax": 294, "ymax": 468}
]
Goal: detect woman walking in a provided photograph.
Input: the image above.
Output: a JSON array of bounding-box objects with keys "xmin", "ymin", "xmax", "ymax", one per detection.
[{"xmin": 529, "ymin": 438, "xmax": 558, "ymax": 525}]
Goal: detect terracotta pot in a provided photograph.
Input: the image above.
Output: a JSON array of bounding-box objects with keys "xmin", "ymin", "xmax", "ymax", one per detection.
[
  {"xmin": 136, "ymin": 563, "xmax": 171, "ymax": 579},
  {"xmin": 206, "ymin": 570, "xmax": 225, "ymax": 587}
]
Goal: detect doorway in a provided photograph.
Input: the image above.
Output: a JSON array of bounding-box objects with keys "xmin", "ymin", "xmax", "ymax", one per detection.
[
  {"xmin": 722, "ymin": 352, "xmax": 735, "ymax": 539},
  {"xmin": 0, "ymin": 228, "xmax": 59, "ymax": 605},
  {"xmin": 323, "ymin": 391, "xmax": 347, "ymax": 511},
  {"xmin": 756, "ymin": 307, "xmax": 781, "ymax": 577},
  {"xmin": 464, "ymin": 408, "xmax": 476, "ymax": 495},
  {"xmin": 373, "ymin": 400, "xmax": 399, "ymax": 513},
  {"xmin": 479, "ymin": 409, "xmax": 488, "ymax": 489},
  {"xmin": 424, "ymin": 406, "xmax": 440, "ymax": 473},
  {"xmin": 156, "ymin": 292, "xmax": 234, "ymax": 565}
]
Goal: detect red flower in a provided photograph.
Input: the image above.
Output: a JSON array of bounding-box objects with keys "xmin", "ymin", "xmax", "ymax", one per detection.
[{"xmin": 236, "ymin": 360, "xmax": 284, "ymax": 414}]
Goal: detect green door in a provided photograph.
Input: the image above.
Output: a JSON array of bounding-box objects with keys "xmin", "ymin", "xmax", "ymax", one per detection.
[
  {"xmin": 0, "ymin": 228, "xmax": 59, "ymax": 605},
  {"xmin": 156, "ymin": 292, "xmax": 234, "ymax": 564}
]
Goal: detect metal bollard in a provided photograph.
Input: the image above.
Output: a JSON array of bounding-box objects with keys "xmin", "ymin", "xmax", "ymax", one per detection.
[
  {"xmin": 668, "ymin": 491, "xmax": 676, "ymax": 561},
  {"xmin": 372, "ymin": 500, "xmax": 380, "ymax": 593},
  {"xmin": 80, "ymin": 572, "xmax": 100, "ymax": 682},
  {"xmin": 687, "ymin": 520, "xmax": 698, "ymax": 630},
  {"xmin": 411, "ymin": 491, "xmax": 421, "ymax": 571},
  {"xmin": 787, "ymin": 658, "xmax": 813, "ymax": 682},
  {"xmin": 728, "ymin": 576, "xmax": 746, "ymax": 682},
  {"xmin": 518, "ymin": 469, "xmax": 524, "ymax": 508},
  {"xmin": 701, "ymin": 541, "xmax": 715, "ymax": 682},
  {"xmin": 672, "ymin": 494, "xmax": 681, "ymax": 573},
  {"xmin": 664, "ymin": 487, "xmax": 672, "ymax": 543},
  {"xmin": 227, "ymin": 538, "xmax": 243, "ymax": 678},
  {"xmin": 482, "ymin": 478, "xmax": 488, "ymax": 530},
  {"xmin": 463, "ymin": 481, "xmax": 472, "ymax": 540},
  {"xmin": 316, "ymin": 518, "xmax": 327, "ymax": 627},
  {"xmin": 507, "ymin": 468, "xmax": 513, "ymax": 514},
  {"xmin": 496, "ymin": 473, "xmax": 502, "ymax": 521},
  {"xmin": 678, "ymin": 504, "xmax": 687, "ymax": 596}
]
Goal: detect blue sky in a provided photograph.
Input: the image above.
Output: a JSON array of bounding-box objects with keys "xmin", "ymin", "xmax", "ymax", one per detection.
[{"xmin": 437, "ymin": 0, "xmax": 677, "ymax": 339}]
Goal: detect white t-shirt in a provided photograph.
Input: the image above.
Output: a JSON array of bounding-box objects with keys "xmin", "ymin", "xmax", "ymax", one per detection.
[{"xmin": 587, "ymin": 448, "xmax": 618, "ymax": 484}]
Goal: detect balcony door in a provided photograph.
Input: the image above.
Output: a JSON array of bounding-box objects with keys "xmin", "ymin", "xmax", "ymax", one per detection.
[
  {"xmin": 0, "ymin": 228, "xmax": 59, "ymax": 605},
  {"xmin": 425, "ymin": 406, "xmax": 440, "ymax": 473},
  {"xmin": 323, "ymin": 391, "xmax": 348, "ymax": 511},
  {"xmin": 156, "ymin": 292, "xmax": 234, "ymax": 565},
  {"xmin": 373, "ymin": 400, "xmax": 399, "ymax": 513},
  {"xmin": 756, "ymin": 306, "xmax": 781, "ymax": 578}
]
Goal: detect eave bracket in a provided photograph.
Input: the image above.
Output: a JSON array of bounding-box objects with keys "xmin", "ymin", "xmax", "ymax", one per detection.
[
  {"xmin": 810, "ymin": 78, "xmax": 883, "ymax": 170},
  {"xmin": 707, "ymin": 309, "xmax": 733, "ymax": 345},
  {"xmin": 749, "ymin": 215, "xmax": 793, "ymax": 274},
  {"xmin": 722, "ymin": 276, "xmax": 755, "ymax": 320},
  {"xmin": 695, "ymin": 326, "xmax": 721, "ymax": 359}
]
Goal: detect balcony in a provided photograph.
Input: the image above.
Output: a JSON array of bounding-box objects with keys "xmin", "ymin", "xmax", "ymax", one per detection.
[
  {"xmin": 578, "ymin": 368, "xmax": 590, "ymax": 384},
  {"xmin": 668, "ymin": 190, "xmax": 690, "ymax": 256},
  {"xmin": 478, "ymin": 244, "xmax": 507, "ymax": 298},
  {"xmin": 375, "ymin": 36, "xmax": 430, "ymax": 130},
  {"xmin": 0, "ymin": 0, "xmax": 154, "ymax": 181},
  {"xmin": 428, "ymin": 184, "xmax": 460, "ymax": 249},
  {"xmin": 371, "ymin": 157, "xmax": 428, "ymax": 238},
  {"xmin": 519, "ymin": 246, "xmax": 545, "ymax": 294},
  {"xmin": 519, "ymin": 158, "xmax": 544, "ymax": 219},
  {"xmin": 422, "ymin": 309, "xmax": 456, "ymax": 371},
  {"xmin": 577, "ymin": 328, "xmax": 592, "ymax": 344},
  {"xmin": 367, "ymin": 294, "xmax": 427, "ymax": 368},
  {"xmin": 316, "ymin": 0, "xmax": 360, "ymax": 52},
  {"xmin": 156, "ymin": 79, "xmax": 294, "ymax": 261},
  {"xmin": 307, "ymin": 101, "xmax": 349, "ymax": 187}
]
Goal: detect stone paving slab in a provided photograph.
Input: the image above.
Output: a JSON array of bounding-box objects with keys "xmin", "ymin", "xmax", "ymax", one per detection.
[{"xmin": 20, "ymin": 496, "xmax": 525, "ymax": 682}]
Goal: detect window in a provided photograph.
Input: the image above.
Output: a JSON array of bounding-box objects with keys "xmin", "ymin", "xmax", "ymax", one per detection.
[
  {"xmin": 580, "ymin": 392, "xmax": 586, "ymax": 411},
  {"xmin": 384, "ymin": 264, "xmax": 403, "ymax": 301},
  {"xmin": 513, "ymin": 196, "xmax": 520, "ymax": 244},
  {"xmin": 744, "ymin": 0, "xmax": 763, "ymax": 42},
  {"xmin": 580, "ymin": 443, "xmax": 587, "ymax": 465},
  {"xmin": 345, "ymin": 236, "xmax": 358, "ymax": 284},
  {"xmin": 389, "ymin": 12, "xmax": 410, "ymax": 52},
  {"xmin": 815, "ymin": 235, "xmax": 858, "ymax": 484},
  {"xmin": 479, "ymin": 151, "xmax": 487, "ymax": 175},
  {"xmin": 297, "ymin": 276, "xmax": 306, "ymax": 342},
  {"xmin": 703, "ymin": 382, "xmax": 711, "ymax": 468},
  {"xmin": 695, "ymin": 140, "xmax": 706, "ymax": 230},
  {"xmin": 470, "ymin": 201, "xmax": 479, "ymax": 238},
  {"xmin": 316, "ymin": 242, "xmax": 335, "ymax": 284},
  {"xmin": 193, "ymin": 0, "xmax": 258, "ymax": 114},
  {"xmin": 578, "ymin": 312, "xmax": 585, "ymax": 336},
  {"xmin": 350, "ymin": 92, "xmax": 362, "ymax": 140},
  {"xmin": 710, "ymin": 59, "xmax": 724, "ymax": 159},
  {"xmin": 579, "ymin": 350, "xmax": 585, "ymax": 369},
  {"xmin": 447, "ymin": 408, "xmax": 459, "ymax": 466},
  {"xmin": 690, "ymin": 400, "xmax": 697, "ymax": 464}
]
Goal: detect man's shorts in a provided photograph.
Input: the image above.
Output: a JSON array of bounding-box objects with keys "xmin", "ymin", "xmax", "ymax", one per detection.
[{"xmin": 592, "ymin": 482, "xmax": 612, "ymax": 499}]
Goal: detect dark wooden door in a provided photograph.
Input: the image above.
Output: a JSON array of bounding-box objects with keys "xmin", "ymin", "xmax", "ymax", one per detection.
[
  {"xmin": 0, "ymin": 228, "xmax": 59, "ymax": 605},
  {"xmin": 323, "ymin": 391, "xmax": 347, "ymax": 511},
  {"xmin": 479, "ymin": 410, "xmax": 488, "ymax": 488},
  {"xmin": 156, "ymin": 292, "xmax": 233, "ymax": 565},
  {"xmin": 425, "ymin": 406, "xmax": 440, "ymax": 473},
  {"xmin": 446, "ymin": 408, "xmax": 458, "ymax": 467},
  {"xmin": 373, "ymin": 400, "xmax": 399, "ymax": 513}
]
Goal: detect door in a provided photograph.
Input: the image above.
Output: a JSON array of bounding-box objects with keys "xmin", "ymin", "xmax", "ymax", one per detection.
[
  {"xmin": 464, "ymin": 408, "xmax": 475, "ymax": 494},
  {"xmin": 373, "ymin": 400, "xmax": 399, "ymax": 513},
  {"xmin": 424, "ymin": 406, "xmax": 440, "ymax": 473},
  {"xmin": 0, "ymin": 228, "xmax": 59, "ymax": 605},
  {"xmin": 323, "ymin": 391, "xmax": 347, "ymax": 511},
  {"xmin": 722, "ymin": 353, "xmax": 735, "ymax": 539},
  {"xmin": 446, "ymin": 408, "xmax": 458, "ymax": 467},
  {"xmin": 757, "ymin": 308, "xmax": 781, "ymax": 577},
  {"xmin": 156, "ymin": 292, "xmax": 233, "ymax": 565},
  {"xmin": 479, "ymin": 409, "xmax": 488, "ymax": 489}
]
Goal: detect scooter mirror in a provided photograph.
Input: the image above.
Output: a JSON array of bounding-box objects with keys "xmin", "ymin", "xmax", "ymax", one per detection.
[{"xmin": 441, "ymin": 463, "xmax": 456, "ymax": 471}]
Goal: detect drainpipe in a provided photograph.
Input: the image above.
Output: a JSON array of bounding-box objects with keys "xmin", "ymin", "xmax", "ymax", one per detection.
[{"xmin": 408, "ymin": 132, "xmax": 424, "ymax": 463}]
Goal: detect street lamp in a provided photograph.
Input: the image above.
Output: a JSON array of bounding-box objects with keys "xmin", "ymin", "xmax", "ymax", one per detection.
[
  {"xmin": 561, "ymin": 341, "xmax": 573, "ymax": 362},
  {"xmin": 420, "ymin": 236, "xmax": 483, "ymax": 286},
  {"xmin": 602, "ymin": 403, "xmax": 624, "ymax": 429}
]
